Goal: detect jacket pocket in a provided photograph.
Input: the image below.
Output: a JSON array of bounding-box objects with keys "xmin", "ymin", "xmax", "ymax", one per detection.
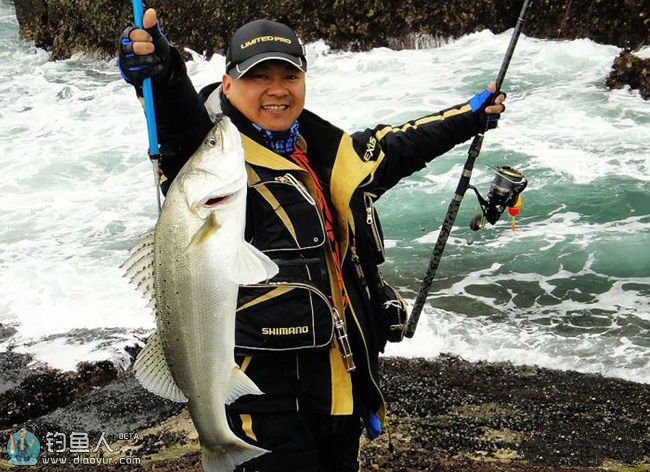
[
  {"xmin": 271, "ymin": 256, "xmax": 328, "ymax": 285},
  {"xmin": 235, "ymin": 282, "xmax": 335, "ymax": 352},
  {"xmin": 248, "ymin": 174, "xmax": 326, "ymax": 253}
]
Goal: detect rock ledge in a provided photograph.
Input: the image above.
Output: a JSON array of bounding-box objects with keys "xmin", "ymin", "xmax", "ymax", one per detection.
[{"xmin": 12, "ymin": 0, "xmax": 650, "ymax": 60}]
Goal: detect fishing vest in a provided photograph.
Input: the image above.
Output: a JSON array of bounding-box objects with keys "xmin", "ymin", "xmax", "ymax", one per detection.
[
  {"xmin": 204, "ymin": 88, "xmax": 378, "ymax": 352},
  {"xmin": 235, "ymin": 131, "xmax": 377, "ymax": 353}
]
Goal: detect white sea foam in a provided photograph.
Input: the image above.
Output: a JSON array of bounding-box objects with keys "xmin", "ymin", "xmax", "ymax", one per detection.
[
  {"xmin": 384, "ymin": 303, "xmax": 650, "ymax": 383},
  {"xmin": 1, "ymin": 1, "xmax": 649, "ymax": 383}
]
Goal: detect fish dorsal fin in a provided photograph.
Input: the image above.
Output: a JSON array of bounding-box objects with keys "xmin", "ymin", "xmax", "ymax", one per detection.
[
  {"xmin": 134, "ymin": 333, "xmax": 188, "ymax": 403},
  {"xmin": 227, "ymin": 242, "xmax": 279, "ymax": 285},
  {"xmin": 122, "ymin": 228, "xmax": 155, "ymax": 268},
  {"xmin": 225, "ymin": 367, "xmax": 263, "ymax": 405},
  {"xmin": 122, "ymin": 229, "xmax": 156, "ymax": 306}
]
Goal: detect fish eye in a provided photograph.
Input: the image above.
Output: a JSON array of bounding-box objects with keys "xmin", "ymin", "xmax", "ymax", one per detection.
[{"xmin": 206, "ymin": 137, "xmax": 217, "ymax": 147}]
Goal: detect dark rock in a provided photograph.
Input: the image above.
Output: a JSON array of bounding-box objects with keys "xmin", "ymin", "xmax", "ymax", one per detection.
[
  {"xmin": 130, "ymin": 430, "xmax": 187, "ymax": 456},
  {"xmin": 606, "ymin": 50, "xmax": 650, "ymax": 99},
  {"xmin": 367, "ymin": 356, "xmax": 650, "ymax": 469},
  {"xmin": 124, "ymin": 343, "xmax": 142, "ymax": 366},
  {"xmin": 0, "ymin": 372, "xmax": 184, "ymax": 472},
  {"xmin": 14, "ymin": 0, "xmax": 132, "ymax": 59},
  {"xmin": 0, "ymin": 354, "xmax": 118, "ymax": 430},
  {"xmin": 0, "ymin": 322, "xmax": 18, "ymax": 342},
  {"xmin": 13, "ymin": 0, "xmax": 49, "ymax": 49},
  {"xmin": 11, "ymin": 0, "xmax": 650, "ymax": 60},
  {"xmin": 13, "ymin": 373, "xmax": 184, "ymax": 443},
  {"xmin": 3, "ymin": 355, "xmax": 648, "ymax": 471},
  {"xmin": 0, "ymin": 351, "xmax": 33, "ymax": 394}
]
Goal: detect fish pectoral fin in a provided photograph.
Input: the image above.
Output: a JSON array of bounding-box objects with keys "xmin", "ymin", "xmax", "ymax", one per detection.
[
  {"xmin": 187, "ymin": 213, "xmax": 221, "ymax": 250},
  {"xmin": 201, "ymin": 437, "xmax": 268, "ymax": 472},
  {"xmin": 134, "ymin": 333, "xmax": 188, "ymax": 403},
  {"xmin": 226, "ymin": 242, "xmax": 279, "ymax": 285},
  {"xmin": 225, "ymin": 367, "xmax": 263, "ymax": 405}
]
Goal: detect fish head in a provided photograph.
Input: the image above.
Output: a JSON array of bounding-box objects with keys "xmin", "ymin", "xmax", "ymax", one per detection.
[{"xmin": 179, "ymin": 116, "xmax": 248, "ymax": 221}]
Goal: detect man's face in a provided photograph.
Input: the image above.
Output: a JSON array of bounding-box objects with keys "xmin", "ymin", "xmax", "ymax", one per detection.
[{"xmin": 222, "ymin": 60, "xmax": 306, "ymax": 132}]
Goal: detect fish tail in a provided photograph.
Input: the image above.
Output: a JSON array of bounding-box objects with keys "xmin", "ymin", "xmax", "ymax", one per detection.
[{"xmin": 201, "ymin": 438, "xmax": 268, "ymax": 472}]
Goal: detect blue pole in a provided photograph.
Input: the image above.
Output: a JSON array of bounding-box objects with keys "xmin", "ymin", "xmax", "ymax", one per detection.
[{"xmin": 131, "ymin": 0, "xmax": 162, "ymax": 212}]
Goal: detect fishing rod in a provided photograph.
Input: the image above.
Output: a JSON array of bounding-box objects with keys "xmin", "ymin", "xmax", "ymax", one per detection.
[
  {"xmin": 403, "ymin": 0, "xmax": 532, "ymax": 339},
  {"xmin": 131, "ymin": 0, "xmax": 162, "ymax": 213}
]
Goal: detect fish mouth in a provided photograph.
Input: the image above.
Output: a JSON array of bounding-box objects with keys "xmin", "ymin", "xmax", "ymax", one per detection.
[
  {"xmin": 200, "ymin": 193, "xmax": 232, "ymax": 208},
  {"xmin": 184, "ymin": 168, "xmax": 247, "ymax": 211}
]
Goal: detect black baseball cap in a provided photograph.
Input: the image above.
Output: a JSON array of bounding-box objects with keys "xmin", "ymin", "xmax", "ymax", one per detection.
[{"xmin": 225, "ymin": 19, "xmax": 307, "ymax": 79}]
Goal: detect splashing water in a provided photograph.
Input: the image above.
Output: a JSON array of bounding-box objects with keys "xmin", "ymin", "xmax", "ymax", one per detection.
[{"xmin": 1, "ymin": 1, "xmax": 648, "ymax": 382}]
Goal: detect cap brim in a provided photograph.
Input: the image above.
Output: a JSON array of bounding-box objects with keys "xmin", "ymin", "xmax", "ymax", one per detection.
[{"xmin": 228, "ymin": 52, "xmax": 306, "ymax": 79}]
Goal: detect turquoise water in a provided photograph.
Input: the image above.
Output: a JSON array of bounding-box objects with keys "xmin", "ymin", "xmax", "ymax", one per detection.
[{"xmin": 1, "ymin": 1, "xmax": 649, "ymax": 381}]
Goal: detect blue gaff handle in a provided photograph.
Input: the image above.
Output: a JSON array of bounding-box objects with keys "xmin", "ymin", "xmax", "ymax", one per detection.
[
  {"xmin": 131, "ymin": 0, "xmax": 159, "ymax": 157},
  {"xmin": 131, "ymin": 0, "xmax": 162, "ymax": 212}
]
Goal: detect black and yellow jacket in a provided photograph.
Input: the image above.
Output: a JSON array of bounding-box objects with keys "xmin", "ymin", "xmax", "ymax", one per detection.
[{"xmin": 142, "ymin": 47, "xmax": 485, "ymax": 426}]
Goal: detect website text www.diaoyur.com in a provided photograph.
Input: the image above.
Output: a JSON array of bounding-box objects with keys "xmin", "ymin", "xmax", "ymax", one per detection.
[{"xmin": 40, "ymin": 455, "xmax": 142, "ymax": 465}]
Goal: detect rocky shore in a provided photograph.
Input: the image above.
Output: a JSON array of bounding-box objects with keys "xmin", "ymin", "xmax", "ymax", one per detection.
[
  {"xmin": 10, "ymin": 0, "xmax": 650, "ymax": 100},
  {"xmin": 1, "ymin": 352, "xmax": 648, "ymax": 471},
  {"xmin": 12, "ymin": 0, "xmax": 650, "ymax": 59},
  {"xmin": 606, "ymin": 50, "xmax": 650, "ymax": 100}
]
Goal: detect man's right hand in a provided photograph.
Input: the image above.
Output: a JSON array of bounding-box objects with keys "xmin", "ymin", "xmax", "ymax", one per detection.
[{"xmin": 118, "ymin": 9, "xmax": 170, "ymax": 85}]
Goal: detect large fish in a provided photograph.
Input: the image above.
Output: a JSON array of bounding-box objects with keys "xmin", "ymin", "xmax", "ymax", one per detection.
[{"xmin": 123, "ymin": 116, "xmax": 278, "ymax": 471}]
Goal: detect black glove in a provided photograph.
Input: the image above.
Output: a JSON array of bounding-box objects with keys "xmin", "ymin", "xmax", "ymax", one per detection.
[
  {"xmin": 118, "ymin": 22, "xmax": 170, "ymax": 85},
  {"xmin": 468, "ymin": 88, "xmax": 506, "ymax": 131}
]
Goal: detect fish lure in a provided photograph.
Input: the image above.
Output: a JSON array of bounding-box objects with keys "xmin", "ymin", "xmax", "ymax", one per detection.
[{"xmin": 508, "ymin": 195, "xmax": 523, "ymax": 231}]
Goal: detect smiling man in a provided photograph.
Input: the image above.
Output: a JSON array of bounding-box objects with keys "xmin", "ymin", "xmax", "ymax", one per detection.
[
  {"xmin": 118, "ymin": 10, "xmax": 505, "ymax": 472},
  {"xmin": 223, "ymin": 60, "xmax": 305, "ymax": 130},
  {"xmin": 222, "ymin": 19, "xmax": 306, "ymax": 134}
]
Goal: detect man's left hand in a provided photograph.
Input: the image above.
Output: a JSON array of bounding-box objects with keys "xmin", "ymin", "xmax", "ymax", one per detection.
[{"xmin": 469, "ymin": 82, "xmax": 507, "ymax": 130}]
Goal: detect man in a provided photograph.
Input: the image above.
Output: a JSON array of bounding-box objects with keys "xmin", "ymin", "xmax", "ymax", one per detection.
[
  {"xmin": 119, "ymin": 9, "xmax": 505, "ymax": 472},
  {"xmin": 9, "ymin": 429, "xmax": 37, "ymax": 464}
]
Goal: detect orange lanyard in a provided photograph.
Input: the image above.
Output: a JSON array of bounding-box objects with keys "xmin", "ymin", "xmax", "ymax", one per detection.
[{"xmin": 289, "ymin": 148, "xmax": 348, "ymax": 308}]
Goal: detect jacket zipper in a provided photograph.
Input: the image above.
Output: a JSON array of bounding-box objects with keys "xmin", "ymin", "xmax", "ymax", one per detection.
[
  {"xmin": 363, "ymin": 192, "xmax": 385, "ymax": 258},
  {"xmin": 271, "ymin": 257, "xmax": 322, "ymax": 267},
  {"xmin": 341, "ymin": 240, "xmax": 387, "ymax": 425},
  {"xmin": 245, "ymin": 281, "xmax": 335, "ymax": 318},
  {"xmin": 349, "ymin": 245, "xmax": 371, "ymax": 299},
  {"xmin": 296, "ymin": 355, "xmax": 300, "ymax": 412},
  {"xmin": 277, "ymin": 174, "xmax": 327, "ymax": 240},
  {"xmin": 276, "ymin": 174, "xmax": 316, "ymax": 206}
]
